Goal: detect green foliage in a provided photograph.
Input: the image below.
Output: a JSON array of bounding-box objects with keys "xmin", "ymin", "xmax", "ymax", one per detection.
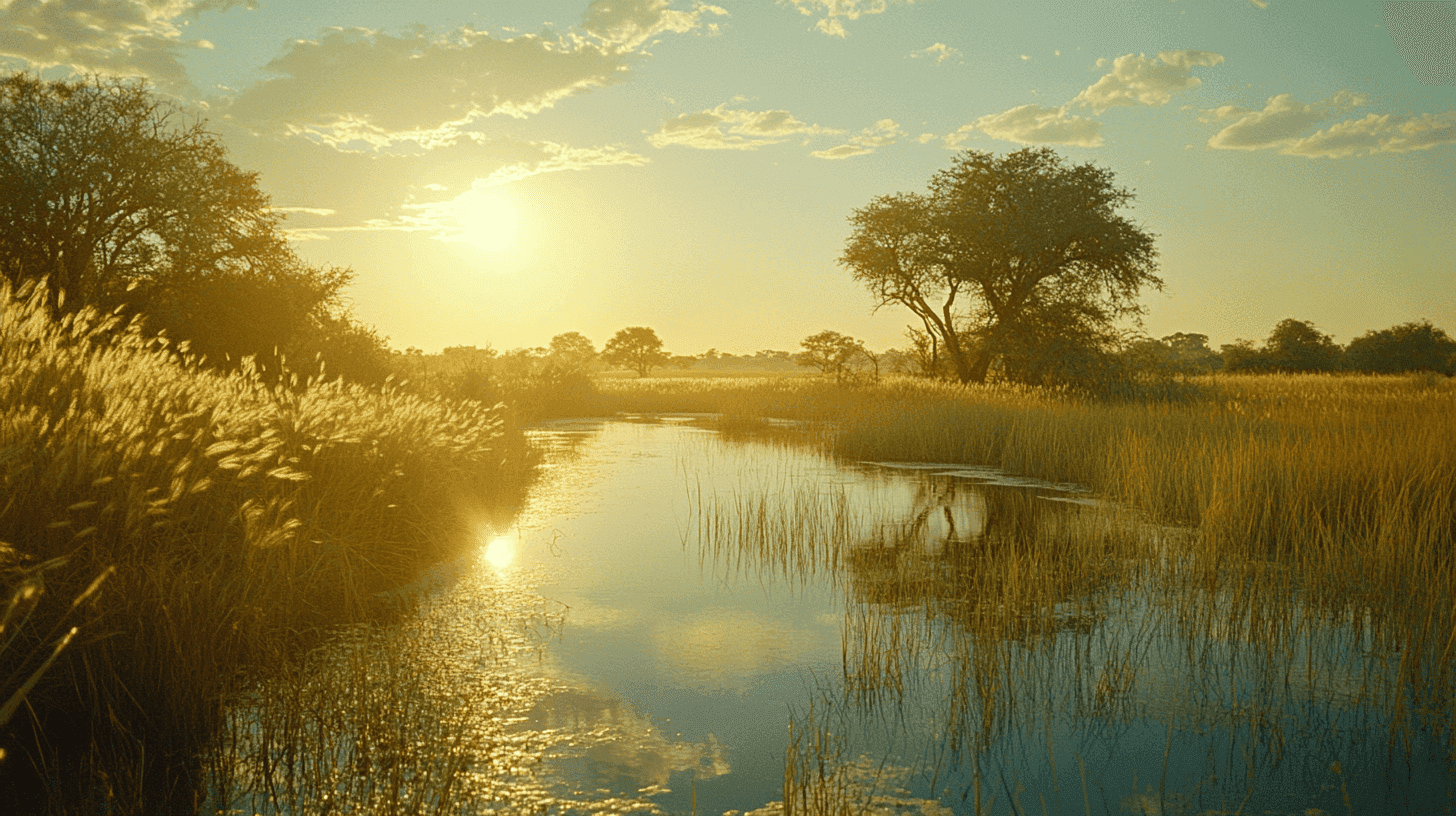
[
  {"xmin": 0, "ymin": 71, "xmax": 376, "ymax": 383},
  {"xmin": 1264, "ymin": 318, "xmax": 1342, "ymax": 372},
  {"xmin": 1346, "ymin": 319, "xmax": 1456, "ymax": 375},
  {"xmin": 1222, "ymin": 318, "xmax": 1343, "ymax": 374},
  {"xmin": 602, "ymin": 326, "xmax": 670, "ymax": 377},
  {"xmin": 841, "ymin": 147, "xmax": 1161, "ymax": 385}
]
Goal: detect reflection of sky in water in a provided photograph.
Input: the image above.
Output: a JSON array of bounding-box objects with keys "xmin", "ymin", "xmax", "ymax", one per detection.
[{"xmin": 224, "ymin": 417, "xmax": 1456, "ymax": 814}]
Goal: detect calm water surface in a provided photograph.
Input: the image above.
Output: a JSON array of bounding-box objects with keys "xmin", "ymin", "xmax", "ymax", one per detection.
[{"xmin": 219, "ymin": 415, "xmax": 1455, "ymax": 814}]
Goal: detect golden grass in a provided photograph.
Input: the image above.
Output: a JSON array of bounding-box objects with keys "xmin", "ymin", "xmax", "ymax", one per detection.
[
  {"xmin": 0, "ymin": 280, "xmax": 537, "ymax": 813},
  {"xmin": 672, "ymin": 370, "xmax": 1455, "ymax": 807}
]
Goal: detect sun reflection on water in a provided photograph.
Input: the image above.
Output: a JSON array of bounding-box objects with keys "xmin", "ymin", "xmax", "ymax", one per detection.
[{"xmin": 484, "ymin": 535, "xmax": 516, "ymax": 570}]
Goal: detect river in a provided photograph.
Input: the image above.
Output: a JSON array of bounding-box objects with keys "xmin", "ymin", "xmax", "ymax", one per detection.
[{"xmin": 211, "ymin": 415, "xmax": 1455, "ymax": 815}]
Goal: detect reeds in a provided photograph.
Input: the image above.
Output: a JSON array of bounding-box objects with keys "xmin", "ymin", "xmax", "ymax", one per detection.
[
  {"xmin": 0, "ymin": 280, "xmax": 538, "ymax": 813},
  {"xmin": 672, "ymin": 371, "xmax": 1456, "ymax": 810}
]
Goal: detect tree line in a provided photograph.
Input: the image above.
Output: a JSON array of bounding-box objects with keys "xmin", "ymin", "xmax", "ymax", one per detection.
[{"xmin": 6, "ymin": 70, "xmax": 1445, "ymax": 401}]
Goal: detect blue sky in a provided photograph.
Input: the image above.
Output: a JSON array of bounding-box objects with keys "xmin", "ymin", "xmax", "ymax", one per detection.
[{"xmin": 3, "ymin": 0, "xmax": 1453, "ymax": 355}]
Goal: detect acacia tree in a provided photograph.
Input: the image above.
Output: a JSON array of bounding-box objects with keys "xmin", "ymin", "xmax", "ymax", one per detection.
[
  {"xmin": 0, "ymin": 72, "xmax": 357, "ymax": 370},
  {"xmin": 841, "ymin": 147, "xmax": 1161, "ymax": 384},
  {"xmin": 797, "ymin": 329, "xmax": 869, "ymax": 382},
  {"xmin": 602, "ymin": 326, "xmax": 670, "ymax": 376}
]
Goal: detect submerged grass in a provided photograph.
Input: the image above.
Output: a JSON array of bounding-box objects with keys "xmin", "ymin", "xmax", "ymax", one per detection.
[{"xmin": 0, "ymin": 280, "xmax": 537, "ymax": 814}]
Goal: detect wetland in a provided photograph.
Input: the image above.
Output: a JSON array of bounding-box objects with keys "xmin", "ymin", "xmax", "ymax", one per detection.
[{"xmin": 209, "ymin": 411, "xmax": 1456, "ymax": 814}]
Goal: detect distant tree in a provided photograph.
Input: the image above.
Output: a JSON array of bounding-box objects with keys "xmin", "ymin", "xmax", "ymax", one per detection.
[
  {"xmin": 0, "ymin": 71, "xmax": 354, "ymax": 373},
  {"xmin": 1345, "ymin": 320, "xmax": 1456, "ymax": 375},
  {"xmin": 798, "ymin": 330, "xmax": 870, "ymax": 382},
  {"xmin": 1219, "ymin": 339, "xmax": 1266, "ymax": 372},
  {"xmin": 840, "ymin": 147, "xmax": 1161, "ymax": 384},
  {"xmin": 602, "ymin": 326, "xmax": 670, "ymax": 376},
  {"xmin": 547, "ymin": 331, "xmax": 597, "ymax": 371},
  {"xmin": 1162, "ymin": 333, "xmax": 1222, "ymax": 374},
  {"xmin": 1264, "ymin": 318, "xmax": 1342, "ymax": 372},
  {"xmin": 1126, "ymin": 332, "xmax": 1222, "ymax": 376},
  {"xmin": 668, "ymin": 354, "xmax": 698, "ymax": 370}
]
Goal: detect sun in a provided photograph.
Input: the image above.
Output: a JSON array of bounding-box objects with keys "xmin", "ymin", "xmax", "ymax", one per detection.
[{"xmin": 451, "ymin": 189, "xmax": 518, "ymax": 253}]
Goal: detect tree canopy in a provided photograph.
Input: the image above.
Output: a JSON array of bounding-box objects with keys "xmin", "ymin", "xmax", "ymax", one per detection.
[
  {"xmin": 547, "ymin": 331, "xmax": 597, "ymax": 372},
  {"xmin": 602, "ymin": 326, "xmax": 670, "ymax": 377},
  {"xmin": 797, "ymin": 329, "xmax": 870, "ymax": 382},
  {"xmin": 840, "ymin": 147, "xmax": 1161, "ymax": 385},
  {"xmin": 1346, "ymin": 320, "xmax": 1455, "ymax": 375},
  {"xmin": 1221, "ymin": 318, "xmax": 1342, "ymax": 373},
  {"xmin": 0, "ymin": 72, "xmax": 377, "ymax": 377}
]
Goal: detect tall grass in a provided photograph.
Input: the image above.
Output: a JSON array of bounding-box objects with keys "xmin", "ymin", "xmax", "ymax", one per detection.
[
  {"xmin": 0, "ymin": 280, "xmax": 537, "ymax": 814},
  {"xmin": 664, "ymin": 370, "xmax": 1455, "ymax": 807}
]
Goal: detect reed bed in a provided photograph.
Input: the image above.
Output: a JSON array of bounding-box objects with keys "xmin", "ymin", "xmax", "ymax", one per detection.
[
  {"xmin": 673, "ymin": 370, "xmax": 1455, "ymax": 810},
  {"xmin": 0, "ymin": 280, "xmax": 537, "ymax": 814}
]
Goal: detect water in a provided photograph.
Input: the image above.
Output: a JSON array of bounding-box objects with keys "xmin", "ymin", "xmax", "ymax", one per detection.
[{"xmin": 213, "ymin": 416, "xmax": 1456, "ymax": 814}]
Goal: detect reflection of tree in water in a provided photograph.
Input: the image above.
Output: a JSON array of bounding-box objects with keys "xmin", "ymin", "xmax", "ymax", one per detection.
[{"xmin": 840, "ymin": 476, "xmax": 1129, "ymax": 752}]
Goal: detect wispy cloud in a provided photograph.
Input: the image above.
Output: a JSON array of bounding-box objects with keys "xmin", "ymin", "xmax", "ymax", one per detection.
[
  {"xmin": 219, "ymin": 2, "xmax": 723, "ymax": 150},
  {"xmin": 911, "ymin": 43, "xmax": 962, "ymax": 65},
  {"xmin": 1203, "ymin": 90, "xmax": 1367, "ymax": 150},
  {"xmin": 811, "ymin": 118, "xmax": 906, "ymax": 158},
  {"xmin": 1283, "ymin": 111, "xmax": 1456, "ymax": 157},
  {"xmin": 1073, "ymin": 50, "xmax": 1225, "ymax": 112},
  {"xmin": 649, "ymin": 103, "xmax": 836, "ymax": 150},
  {"xmin": 964, "ymin": 105, "xmax": 1103, "ymax": 147},
  {"xmin": 582, "ymin": 0, "xmax": 728, "ymax": 52},
  {"xmin": 226, "ymin": 127, "xmax": 647, "ymax": 239},
  {"xmin": 221, "ymin": 27, "xmax": 626, "ymax": 147},
  {"xmin": 777, "ymin": 0, "xmax": 919, "ymax": 37}
]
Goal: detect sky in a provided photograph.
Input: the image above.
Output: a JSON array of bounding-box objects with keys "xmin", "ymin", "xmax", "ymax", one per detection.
[{"xmin": 2, "ymin": 0, "xmax": 1453, "ymax": 356}]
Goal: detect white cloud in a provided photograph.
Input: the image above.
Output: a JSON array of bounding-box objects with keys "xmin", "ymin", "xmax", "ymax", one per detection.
[
  {"xmin": 911, "ymin": 42, "xmax": 961, "ymax": 65},
  {"xmin": 1073, "ymin": 50, "xmax": 1225, "ymax": 112},
  {"xmin": 221, "ymin": 27, "xmax": 631, "ymax": 144},
  {"xmin": 220, "ymin": 4, "xmax": 722, "ymax": 148},
  {"xmin": 1204, "ymin": 90, "xmax": 1367, "ymax": 150},
  {"xmin": 1283, "ymin": 111, "xmax": 1456, "ymax": 158},
  {"xmin": 778, "ymin": 0, "xmax": 918, "ymax": 37},
  {"xmin": 969, "ymin": 104, "xmax": 1104, "ymax": 147},
  {"xmin": 0, "ymin": 0, "xmax": 218, "ymax": 91},
  {"xmin": 648, "ymin": 103, "xmax": 835, "ymax": 150},
  {"xmin": 811, "ymin": 118, "xmax": 905, "ymax": 158}
]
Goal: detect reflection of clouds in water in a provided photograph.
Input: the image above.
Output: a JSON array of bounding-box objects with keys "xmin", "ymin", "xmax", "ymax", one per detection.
[
  {"xmin": 561, "ymin": 600, "xmax": 632, "ymax": 630},
  {"xmin": 652, "ymin": 610, "xmax": 835, "ymax": 691},
  {"xmin": 523, "ymin": 688, "xmax": 729, "ymax": 788}
]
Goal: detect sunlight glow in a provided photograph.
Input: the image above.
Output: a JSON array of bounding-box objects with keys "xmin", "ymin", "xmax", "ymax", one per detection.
[
  {"xmin": 451, "ymin": 189, "xmax": 518, "ymax": 253},
  {"xmin": 484, "ymin": 536, "xmax": 516, "ymax": 570}
]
